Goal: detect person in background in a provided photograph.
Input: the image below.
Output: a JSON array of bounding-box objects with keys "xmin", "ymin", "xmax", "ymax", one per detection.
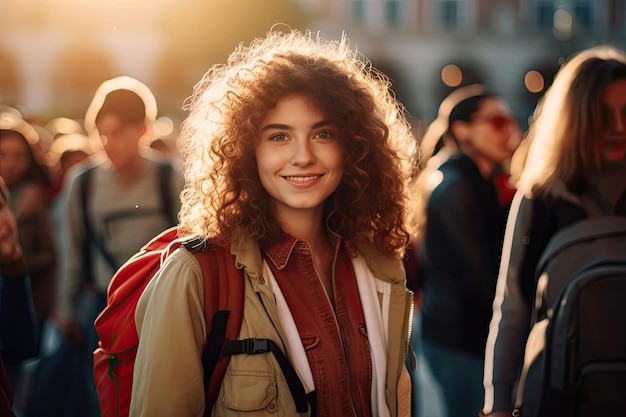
[
  {"xmin": 413, "ymin": 85, "xmax": 500, "ymax": 238},
  {"xmin": 418, "ymin": 84, "xmax": 487, "ymax": 170},
  {"xmin": 47, "ymin": 131, "xmax": 94, "ymax": 193},
  {"xmin": 48, "ymin": 131, "xmax": 94, "ymax": 328},
  {"xmin": 482, "ymin": 45, "xmax": 626, "ymax": 417},
  {"xmin": 130, "ymin": 28, "xmax": 418, "ymax": 417},
  {"xmin": 417, "ymin": 87, "xmax": 521, "ymax": 417},
  {"xmin": 0, "ymin": 114, "xmax": 56, "ymax": 378},
  {"xmin": 0, "ymin": 176, "xmax": 39, "ymax": 417},
  {"xmin": 56, "ymin": 76, "xmax": 185, "ymax": 416}
]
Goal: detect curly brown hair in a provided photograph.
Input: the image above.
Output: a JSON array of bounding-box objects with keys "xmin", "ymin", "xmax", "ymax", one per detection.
[{"xmin": 179, "ymin": 29, "xmax": 418, "ymax": 257}]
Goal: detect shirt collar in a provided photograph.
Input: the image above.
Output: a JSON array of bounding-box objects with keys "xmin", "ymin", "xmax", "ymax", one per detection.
[
  {"xmin": 261, "ymin": 231, "xmax": 344, "ymax": 271},
  {"xmin": 261, "ymin": 233, "xmax": 302, "ymax": 270}
]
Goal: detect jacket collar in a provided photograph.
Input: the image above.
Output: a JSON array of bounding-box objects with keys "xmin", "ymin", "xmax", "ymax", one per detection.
[{"xmin": 230, "ymin": 230, "xmax": 406, "ymax": 287}]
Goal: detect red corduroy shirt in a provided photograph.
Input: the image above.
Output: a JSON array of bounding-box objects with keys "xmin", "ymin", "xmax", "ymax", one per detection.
[{"xmin": 262, "ymin": 233, "xmax": 373, "ymax": 417}]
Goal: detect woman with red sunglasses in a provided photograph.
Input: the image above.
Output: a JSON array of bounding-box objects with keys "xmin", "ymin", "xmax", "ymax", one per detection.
[{"xmin": 415, "ymin": 86, "xmax": 521, "ymax": 417}]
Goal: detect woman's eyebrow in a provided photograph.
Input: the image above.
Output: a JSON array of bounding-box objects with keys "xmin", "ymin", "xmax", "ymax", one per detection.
[
  {"xmin": 260, "ymin": 120, "xmax": 332, "ymax": 133},
  {"xmin": 260, "ymin": 123, "xmax": 290, "ymax": 132},
  {"xmin": 312, "ymin": 120, "xmax": 332, "ymax": 129}
]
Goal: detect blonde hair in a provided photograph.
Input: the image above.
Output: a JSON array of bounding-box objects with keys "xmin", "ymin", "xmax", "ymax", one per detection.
[
  {"xmin": 517, "ymin": 45, "xmax": 626, "ymax": 196},
  {"xmin": 178, "ymin": 29, "xmax": 419, "ymax": 256}
]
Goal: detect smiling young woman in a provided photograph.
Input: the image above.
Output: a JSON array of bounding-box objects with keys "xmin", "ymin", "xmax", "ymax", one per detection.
[{"xmin": 130, "ymin": 29, "xmax": 419, "ymax": 417}]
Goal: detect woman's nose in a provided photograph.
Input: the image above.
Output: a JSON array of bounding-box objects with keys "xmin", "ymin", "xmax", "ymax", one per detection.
[{"xmin": 290, "ymin": 139, "xmax": 316, "ymax": 166}]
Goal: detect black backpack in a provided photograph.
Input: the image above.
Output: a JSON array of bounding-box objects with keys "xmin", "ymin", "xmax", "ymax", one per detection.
[{"xmin": 514, "ymin": 215, "xmax": 626, "ymax": 416}]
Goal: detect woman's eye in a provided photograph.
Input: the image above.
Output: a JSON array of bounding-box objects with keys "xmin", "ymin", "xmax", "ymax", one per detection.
[
  {"xmin": 315, "ymin": 131, "xmax": 333, "ymax": 139},
  {"xmin": 270, "ymin": 133, "xmax": 287, "ymax": 142}
]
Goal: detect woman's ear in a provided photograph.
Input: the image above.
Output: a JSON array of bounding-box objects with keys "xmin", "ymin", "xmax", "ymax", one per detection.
[{"xmin": 449, "ymin": 120, "xmax": 471, "ymax": 144}]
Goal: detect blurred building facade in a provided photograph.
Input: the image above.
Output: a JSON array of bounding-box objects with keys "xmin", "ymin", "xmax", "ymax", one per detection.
[
  {"xmin": 0, "ymin": 0, "xmax": 309, "ymax": 123},
  {"xmin": 297, "ymin": 0, "xmax": 626, "ymax": 126},
  {"xmin": 1, "ymin": 0, "xmax": 624, "ymax": 129}
]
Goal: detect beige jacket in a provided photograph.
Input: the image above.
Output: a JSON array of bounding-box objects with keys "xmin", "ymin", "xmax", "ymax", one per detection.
[{"xmin": 130, "ymin": 235, "xmax": 413, "ymax": 417}]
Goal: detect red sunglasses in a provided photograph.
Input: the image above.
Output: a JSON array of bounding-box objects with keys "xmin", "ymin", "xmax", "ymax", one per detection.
[{"xmin": 472, "ymin": 114, "xmax": 517, "ymax": 131}]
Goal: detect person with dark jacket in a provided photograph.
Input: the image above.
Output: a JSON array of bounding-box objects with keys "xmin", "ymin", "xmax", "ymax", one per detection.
[
  {"xmin": 482, "ymin": 45, "xmax": 626, "ymax": 417},
  {"xmin": 0, "ymin": 176, "xmax": 39, "ymax": 416},
  {"xmin": 417, "ymin": 88, "xmax": 521, "ymax": 417}
]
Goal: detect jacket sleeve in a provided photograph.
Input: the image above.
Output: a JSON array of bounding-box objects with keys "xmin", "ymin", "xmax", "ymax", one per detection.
[
  {"xmin": 130, "ymin": 248, "xmax": 207, "ymax": 417},
  {"xmin": 482, "ymin": 190, "xmax": 534, "ymax": 414},
  {"xmin": 0, "ymin": 273, "xmax": 39, "ymax": 361}
]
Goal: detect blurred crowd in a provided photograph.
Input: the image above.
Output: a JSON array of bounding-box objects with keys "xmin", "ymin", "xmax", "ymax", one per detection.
[
  {"xmin": 0, "ymin": 79, "xmax": 183, "ymax": 417},
  {"xmin": 1, "ymin": 39, "xmax": 625, "ymax": 417}
]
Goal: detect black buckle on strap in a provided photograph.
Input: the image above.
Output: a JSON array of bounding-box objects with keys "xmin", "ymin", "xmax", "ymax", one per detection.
[{"xmin": 241, "ymin": 338, "xmax": 270, "ymax": 354}]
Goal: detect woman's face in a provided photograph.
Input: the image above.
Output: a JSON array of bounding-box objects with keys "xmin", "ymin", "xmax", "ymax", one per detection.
[
  {"xmin": 600, "ymin": 78, "xmax": 626, "ymax": 162},
  {"xmin": 255, "ymin": 94, "xmax": 344, "ymax": 222},
  {"xmin": 0, "ymin": 133, "xmax": 31, "ymax": 186},
  {"xmin": 465, "ymin": 97, "xmax": 521, "ymax": 164}
]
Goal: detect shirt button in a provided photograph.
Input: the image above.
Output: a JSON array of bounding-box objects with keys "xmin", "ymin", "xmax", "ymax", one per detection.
[
  {"xmin": 522, "ymin": 235, "xmax": 530, "ymax": 245},
  {"xmin": 266, "ymin": 401, "xmax": 277, "ymax": 413}
]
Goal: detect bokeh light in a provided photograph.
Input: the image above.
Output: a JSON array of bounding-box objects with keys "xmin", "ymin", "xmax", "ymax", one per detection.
[
  {"xmin": 441, "ymin": 64, "xmax": 463, "ymax": 87},
  {"xmin": 153, "ymin": 116, "xmax": 175, "ymax": 139},
  {"xmin": 553, "ymin": 8, "xmax": 573, "ymax": 41},
  {"xmin": 524, "ymin": 70, "xmax": 545, "ymax": 93}
]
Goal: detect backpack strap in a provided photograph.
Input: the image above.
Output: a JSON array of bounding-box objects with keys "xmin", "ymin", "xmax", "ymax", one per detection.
[
  {"xmin": 79, "ymin": 166, "xmax": 119, "ymax": 284},
  {"xmin": 155, "ymin": 162, "xmax": 177, "ymax": 227},
  {"xmin": 184, "ymin": 239, "xmax": 244, "ymax": 415},
  {"xmin": 185, "ymin": 239, "xmax": 312, "ymax": 415},
  {"xmin": 201, "ymin": 310, "xmax": 231, "ymax": 390},
  {"xmin": 536, "ymin": 216, "xmax": 626, "ymax": 273}
]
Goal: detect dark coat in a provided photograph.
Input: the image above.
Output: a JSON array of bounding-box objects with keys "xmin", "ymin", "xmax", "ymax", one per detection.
[
  {"xmin": 0, "ymin": 272, "xmax": 39, "ymax": 416},
  {"xmin": 420, "ymin": 153, "xmax": 509, "ymax": 357}
]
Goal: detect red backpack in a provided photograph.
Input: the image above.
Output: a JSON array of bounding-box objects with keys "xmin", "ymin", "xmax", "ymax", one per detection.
[{"xmin": 92, "ymin": 226, "xmax": 245, "ymax": 417}]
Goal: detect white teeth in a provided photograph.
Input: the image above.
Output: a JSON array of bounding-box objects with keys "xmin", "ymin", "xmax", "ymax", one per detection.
[{"xmin": 286, "ymin": 176, "xmax": 319, "ymax": 182}]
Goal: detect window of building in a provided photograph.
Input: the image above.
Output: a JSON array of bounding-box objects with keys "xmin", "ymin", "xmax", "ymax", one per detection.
[
  {"xmin": 573, "ymin": 0, "xmax": 593, "ymax": 31},
  {"xmin": 491, "ymin": 1, "xmax": 517, "ymax": 35},
  {"xmin": 385, "ymin": 0, "xmax": 405, "ymax": 26},
  {"xmin": 436, "ymin": 0, "xmax": 466, "ymax": 29},
  {"xmin": 349, "ymin": 0, "xmax": 367, "ymax": 24},
  {"xmin": 536, "ymin": 0, "xmax": 555, "ymax": 29}
]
